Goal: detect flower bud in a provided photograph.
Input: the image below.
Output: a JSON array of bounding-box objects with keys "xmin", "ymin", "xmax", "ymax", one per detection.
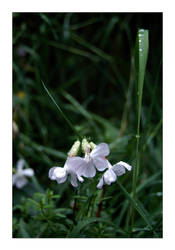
[
  {"xmin": 68, "ymin": 140, "xmax": 80, "ymax": 157},
  {"xmin": 89, "ymin": 142, "xmax": 96, "ymax": 150},
  {"xmin": 82, "ymin": 138, "xmax": 90, "ymax": 153},
  {"xmin": 13, "ymin": 121, "xmax": 19, "ymax": 138}
]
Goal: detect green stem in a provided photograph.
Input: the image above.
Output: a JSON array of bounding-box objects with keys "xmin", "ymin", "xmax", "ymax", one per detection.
[{"xmin": 41, "ymin": 80, "xmax": 83, "ymax": 140}]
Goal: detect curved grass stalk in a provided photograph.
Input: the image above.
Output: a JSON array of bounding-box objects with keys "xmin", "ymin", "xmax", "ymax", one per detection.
[{"xmin": 42, "ymin": 80, "xmax": 83, "ymax": 140}]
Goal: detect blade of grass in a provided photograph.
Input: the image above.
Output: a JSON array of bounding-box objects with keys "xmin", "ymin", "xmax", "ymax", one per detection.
[
  {"xmin": 20, "ymin": 133, "xmax": 67, "ymax": 160},
  {"xmin": 70, "ymin": 32, "xmax": 113, "ymax": 62},
  {"xmin": 46, "ymin": 40, "xmax": 100, "ymax": 62},
  {"xmin": 42, "ymin": 80, "xmax": 83, "ymax": 140},
  {"xmin": 70, "ymin": 17, "xmax": 102, "ymax": 30},
  {"xmin": 117, "ymin": 181, "xmax": 158, "ymax": 237},
  {"xmin": 131, "ymin": 29, "xmax": 149, "ymax": 232},
  {"xmin": 61, "ymin": 89, "xmax": 101, "ymax": 136}
]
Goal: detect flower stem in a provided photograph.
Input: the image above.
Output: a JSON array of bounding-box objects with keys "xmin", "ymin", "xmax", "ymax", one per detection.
[
  {"xmin": 41, "ymin": 80, "xmax": 83, "ymax": 141},
  {"xmin": 96, "ymin": 186, "xmax": 106, "ymax": 217}
]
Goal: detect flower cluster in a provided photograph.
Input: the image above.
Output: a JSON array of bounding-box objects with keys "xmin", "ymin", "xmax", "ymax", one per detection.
[{"xmin": 48, "ymin": 139, "xmax": 132, "ymax": 189}]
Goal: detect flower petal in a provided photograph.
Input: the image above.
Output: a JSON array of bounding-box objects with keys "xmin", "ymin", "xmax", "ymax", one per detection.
[
  {"xmin": 112, "ymin": 161, "xmax": 132, "ymax": 176},
  {"xmin": 93, "ymin": 157, "xmax": 108, "ymax": 171},
  {"xmin": 112, "ymin": 164, "xmax": 126, "ymax": 176},
  {"xmin": 77, "ymin": 175, "xmax": 84, "ymax": 183},
  {"xmin": 56, "ymin": 174, "xmax": 67, "ymax": 184},
  {"xmin": 66, "ymin": 157, "xmax": 86, "ymax": 175},
  {"xmin": 12, "ymin": 174, "xmax": 18, "ymax": 185},
  {"xmin": 90, "ymin": 143, "xmax": 110, "ymax": 158},
  {"xmin": 17, "ymin": 159, "xmax": 25, "ymax": 171},
  {"xmin": 104, "ymin": 169, "xmax": 116, "ymax": 185},
  {"xmin": 97, "ymin": 177, "xmax": 104, "ymax": 189},
  {"xmin": 70, "ymin": 173, "xmax": 78, "ymax": 187},
  {"xmin": 23, "ymin": 168, "xmax": 34, "ymax": 177},
  {"xmin": 82, "ymin": 160, "xmax": 96, "ymax": 178},
  {"xmin": 54, "ymin": 167, "xmax": 67, "ymax": 184},
  {"xmin": 15, "ymin": 177, "xmax": 28, "ymax": 189},
  {"xmin": 117, "ymin": 161, "xmax": 132, "ymax": 171},
  {"xmin": 48, "ymin": 167, "xmax": 58, "ymax": 180}
]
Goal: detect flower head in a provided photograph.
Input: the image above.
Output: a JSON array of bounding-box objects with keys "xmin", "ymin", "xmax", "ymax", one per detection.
[
  {"xmin": 49, "ymin": 157, "xmax": 85, "ymax": 187},
  {"xmin": 97, "ymin": 161, "xmax": 132, "ymax": 189},
  {"xmin": 13, "ymin": 159, "xmax": 34, "ymax": 189}
]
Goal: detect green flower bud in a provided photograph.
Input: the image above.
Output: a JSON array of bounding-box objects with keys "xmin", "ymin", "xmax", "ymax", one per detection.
[
  {"xmin": 82, "ymin": 138, "xmax": 90, "ymax": 153},
  {"xmin": 68, "ymin": 140, "xmax": 80, "ymax": 157},
  {"xmin": 89, "ymin": 142, "xmax": 96, "ymax": 150}
]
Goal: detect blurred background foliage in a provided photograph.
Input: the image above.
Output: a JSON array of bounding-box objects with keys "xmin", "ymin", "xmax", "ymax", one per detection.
[{"xmin": 13, "ymin": 13, "xmax": 162, "ymax": 238}]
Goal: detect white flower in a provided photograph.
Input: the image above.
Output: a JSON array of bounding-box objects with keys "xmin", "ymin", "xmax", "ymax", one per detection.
[
  {"xmin": 79, "ymin": 143, "xmax": 110, "ymax": 178},
  {"xmin": 97, "ymin": 161, "xmax": 132, "ymax": 189},
  {"xmin": 48, "ymin": 157, "xmax": 85, "ymax": 187},
  {"xmin": 13, "ymin": 159, "xmax": 34, "ymax": 189}
]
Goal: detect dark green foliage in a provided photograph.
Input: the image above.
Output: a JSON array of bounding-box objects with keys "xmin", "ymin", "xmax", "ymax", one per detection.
[{"xmin": 13, "ymin": 13, "xmax": 162, "ymax": 238}]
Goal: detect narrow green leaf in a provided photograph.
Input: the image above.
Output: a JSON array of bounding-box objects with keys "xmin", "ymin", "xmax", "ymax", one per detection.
[
  {"xmin": 71, "ymin": 32, "xmax": 113, "ymax": 62},
  {"xmin": 42, "ymin": 81, "xmax": 83, "ymax": 140},
  {"xmin": 132, "ymin": 28, "xmax": 149, "ymax": 231},
  {"xmin": 117, "ymin": 181, "xmax": 159, "ymax": 237},
  {"xmin": 47, "ymin": 40, "xmax": 100, "ymax": 62},
  {"xmin": 136, "ymin": 171, "xmax": 161, "ymax": 193}
]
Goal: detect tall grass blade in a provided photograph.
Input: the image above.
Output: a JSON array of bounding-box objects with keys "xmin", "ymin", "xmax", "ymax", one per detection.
[
  {"xmin": 41, "ymin": 80, "xmax": 82, "ymax": 140},
  {"xmin": 131, "ymin": 29, "xmax": 149, "ymax": 231},
  {"xmin": 117, "ymin": 181, "xmax": 158, "ymax": 237}
]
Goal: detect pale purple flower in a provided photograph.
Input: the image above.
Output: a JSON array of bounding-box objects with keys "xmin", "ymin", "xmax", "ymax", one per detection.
[
  {"xmin": 79, "ymin": 143, "xmax": 110, "ymax": 178},
  {"xmin": 97, "ymin": 161, "xmax": 132, "ymax": 189},
  {"xmin": 13, "ymin": 159, "xmax": 34, "ymax": 189},
  {"xmin": 49, "ymin": 157, "xmax": 85, "ymax": 187}
]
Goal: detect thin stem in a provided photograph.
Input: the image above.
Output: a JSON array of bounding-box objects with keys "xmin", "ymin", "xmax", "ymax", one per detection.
[
  {"xmin": 41, "ymin": 80, "xmax": 83, "ymax": 140},
  {"xmin": 96, "ymin": 186, "xmax": 106, "ymax": 217}
]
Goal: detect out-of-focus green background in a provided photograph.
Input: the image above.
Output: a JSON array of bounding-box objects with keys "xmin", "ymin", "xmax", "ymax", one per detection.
[{"xmin": 13, "ymin": 13, "xmax": 162, "ymax": 238}]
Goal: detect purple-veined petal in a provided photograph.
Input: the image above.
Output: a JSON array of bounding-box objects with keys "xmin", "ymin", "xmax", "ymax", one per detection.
[
  {"xmin": 81, "ymin": 157, "xmax": 96, "ymax": 177},
  {"xmin": 90, "ymin": 143, "xmax": 110, "ymax": 158},
  {"xmin": 104, "ymin": 169, "xmax": 117, "ymax": 185},
  {"xmin": 97, "ymin": 177, "xmax": 104, "ymax": 189},
  {"xmin": 65, "ymin": 156, "xmax": 86, "ymax": 175},
  {"xmin": 112, "ymin": 164, "xmax": 126, "ymax": 176},
  {"xmin": 93, "ymin": 157, "xmax": 108, "ymax": 171},
  {"xmin": 23, "ymin": 168, "xmax": 34, "ymax": 177},
  {"xmin": 15, "ymin": 176, "xmax": 28, "ymax": 189},
  {"xmin": 112, "ymin": 161, "xmax": 132, "ymax": 176}
]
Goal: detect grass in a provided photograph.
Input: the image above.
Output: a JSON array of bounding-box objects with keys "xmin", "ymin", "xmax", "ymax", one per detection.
[{"xmin": 13, "ymin": 13, "xmax": 162, "ymax": 238}]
